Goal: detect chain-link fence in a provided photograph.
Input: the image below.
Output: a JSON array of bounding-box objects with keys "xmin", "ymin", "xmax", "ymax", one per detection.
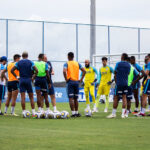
[{"xmin": 0, "ymin": 18, "xmax": 150, "ymax": 82}]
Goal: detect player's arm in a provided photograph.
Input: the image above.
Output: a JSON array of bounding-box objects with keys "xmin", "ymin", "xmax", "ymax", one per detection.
[
  {"xmin": 32, "ymin": 66, "xmax": 38, "ymax": 82},
  {"xmin": 31, "ymin": 61, "xmax": 38, "ymax": 82},
  {"xmin": 79, "ymin": 63, "xmax": 86, "ymax": 83},
  {"xmin": 97, "ymin": 70, "xmax": 101, "ymax": 87},
  {"xmin": 45, "ymin": 63, "xmax": 51, "ymax": 88},
  {"xmin": 1, "ymin": 67, "xmax": 8, "ymax": 81},
  {"xmin": 63, "ymin": 63, "xmax": 68, "ymax": 82},
  {"xmin": 131, "ymin": 69, "xmax": 141, "ymax": 85},
  {"xmin": 49, "ymin": 61, "xmax": 54, "ymax": 75},
  {"xmin": 93, "ymin": 67, "xmax": 98, "ymax": 82},
  {"xmin": 11, "ymin": 65, "xmax": 18, "ymax": 79}
]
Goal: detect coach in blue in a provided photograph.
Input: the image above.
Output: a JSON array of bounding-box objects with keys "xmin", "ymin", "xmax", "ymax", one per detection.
[{"xmin": 11, "ymin": 52, "xmax": 38, "ymax": 116}]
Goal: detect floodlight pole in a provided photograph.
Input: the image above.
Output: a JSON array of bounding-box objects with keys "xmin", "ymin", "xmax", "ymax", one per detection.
[{"xmin": 90, "ymin": 0, "xmax": 96, "ymax": 64}]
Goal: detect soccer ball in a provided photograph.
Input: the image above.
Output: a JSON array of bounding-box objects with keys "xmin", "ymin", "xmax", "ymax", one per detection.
[
  {"xmin": 53, "ymin": 111, "xmax": 61, "ymax": 119},
  {"xmin": 23, "ymin": 110, "xmax": 31, "ymax": 118},
  {"xmin": 60, "ymin": 111, "xmax": 70, "ymax": 119},
  {"xmin": 34, "ymin": 111, "xmax": 45, "ymax": 119},
  {"xmin": 84, "ymin": 109, "xmax": 92, "ymax": 117},
  {"xmin": 45, "ymin": 111, "xmax": 54, "ymax": 119}
]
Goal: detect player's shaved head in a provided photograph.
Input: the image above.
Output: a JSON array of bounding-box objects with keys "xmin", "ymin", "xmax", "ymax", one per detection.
[
  {"xmin": 22, "ymin": 51, "xmax": 28, "ymax": 58},
  {"xmin": 85, "ymin": 59, "xmax": 90, "ymax": 68}
]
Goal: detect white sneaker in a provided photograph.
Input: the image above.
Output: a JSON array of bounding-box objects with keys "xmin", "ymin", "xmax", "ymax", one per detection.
[
  {"xmin": 92, "ymin": 107, "xmax": 98, "ymax": 113},
  {"xmin": 125, "ymin": 113, "xmax": 128, "ymax": 118},
  {"xmin": 104, "ymin": 108, "xmax": 108, "ymax": 113},
  {"xmin": 121, "ymin": 114, "xmax": 126, "ymax": 118},
  {"xmin": 107, "ymin": 114, "xmax": 116, "ymax": 118}
]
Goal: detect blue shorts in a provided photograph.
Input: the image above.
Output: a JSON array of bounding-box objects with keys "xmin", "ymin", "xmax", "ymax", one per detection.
[
  {"xmin": 19, "ymin": 78, "xmax": 33, "ymax": 93},
  {"xmin": 35, "ymin": 77, "xmax": 48, "ymax": 93},
  {"xmin": 48, "ymin": 83, "xmax": 55, "ymax": 95},
  {"xmin": 132, "ymin": 81, "xmax": 140, "ymax": 90},
  {"xmin": 143, "ymin": 79, "xmax": 150, "ymax": 95},
  {"xmin": 115, "ymin": 85, "xmax": 128, "ymax": 96},
  {"xmin": 7, "ymin": 81, "xmax": 19, "ymax": 92},
  {"xmin": 127, "ymin": 86, "xmax": 133, "ymax": 100},
  {"xmin": 0, "ymin": 85, "xmax": 5, "ymax": 100},
  {"xmin": 67, "ymin": 80, "xmax": 79, "ymax": 99}
]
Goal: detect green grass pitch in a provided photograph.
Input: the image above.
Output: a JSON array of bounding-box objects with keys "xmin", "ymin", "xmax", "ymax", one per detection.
[{"xmin": 0, "ymin": 102, "xmax": 150, "ymax": 150}]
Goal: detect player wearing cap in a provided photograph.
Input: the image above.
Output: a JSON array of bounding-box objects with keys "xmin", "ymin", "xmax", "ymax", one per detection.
[{"xmin": 0, "ymin": 56, "xmax": 7, "ymax": 115}]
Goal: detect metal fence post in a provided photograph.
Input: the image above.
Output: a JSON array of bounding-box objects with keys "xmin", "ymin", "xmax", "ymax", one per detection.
[
  {"xmin": 42, "ymin": 21, "xmax": 45, "ymax": 54},
  {"xmin": 76, "ymin": 24, "xmax": 78, "ymax": 61},
  {"xmin": 6, "ymin": 19, "xmax": 8, "ymax": 58},
  {"xmin": 138, "ymin": 28, "xmax": 141, "ymax": 64},
  {"xmin": 108, "ymin": 26, "xmax": 110, "ymax": 64}
]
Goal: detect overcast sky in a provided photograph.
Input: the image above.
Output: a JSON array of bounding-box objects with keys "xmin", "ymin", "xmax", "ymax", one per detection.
[
  {"xmin": 0, "ymin": 0, "xmax": 150, "ymax": 81},
  {"xmin": 0, "ymin": 0, "xmax": 150, "ymax": 28}
]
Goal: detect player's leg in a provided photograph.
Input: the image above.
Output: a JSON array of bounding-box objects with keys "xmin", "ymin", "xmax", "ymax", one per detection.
[
  {"xmin": 21, "ymin": 92, "xmax": 26, "ymax": 114},
  {"xmin": 74, "ymin": 82, "xmax": 81, "ymax": 117},
  {"xmin": 4, "ymin": 92, "xmax": 12, "ymax": 114},
  {"xmin": 10, "ymin": 81, "xmax": 19, "ymax": 116},
  {"xmin": 139, "ymin": 80, "xmax": 150, "ymax": 116},
  {"xmin": 36, "ymin": 89, "xmax": 42, "ymax": 110},
  {"xmin": 121, "ymin": 94, "xmax": 127, "ymax": 118},
  {"xmin": 0, "ymin": 85, "xmax": 5, "ymax": 115},
  {"xmin": 140, "ymin": 93, "xmax": 147, "ymax": 116},
  {"xmin": 95, "ymin": 84, "xmax": 103, "ymax": 112},
  {"xmin": 104, "ymin": 85, "xmax": 111, "ymax": 112},
  {"xmin": 84, "ymin": 85, "xmax": 90, "ymax": 110},
  {"xmin": 48, "ymin": 83, "xmax": 58, "ymax": 112},
  {"xmin": 43, "ymin": 92, "xmax": 50, "ymax": 111},
  {"xmin": 89, "ymin": 85, "xmax": 96, "ymax": 111},
  {"xmin": 11, "ymin": 90, "xmax": 19, "ymax": 115},
  {"xmin": 148, "ymin": 96, "xmax": 150, "ymax": 111},
  {"xmin": 67, "ymin": 81, "xmax": 76, "ymax": 117},
  {"xmin": 107, "ymin": 95, "xmax": 119, "ymax": 118},
  {"xmin": 26, "ymin": 79, "xmax": 35, "ymax": 115},
  {"xmin": 133, "ymin": 89, "xmax": 139, "ymax": 113},
  {"xmin": 126, "ymin": 99, "xmax": 131, "ymax": 117}
]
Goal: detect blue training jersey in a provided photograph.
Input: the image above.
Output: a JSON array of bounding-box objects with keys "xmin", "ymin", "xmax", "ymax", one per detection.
[
  {"xmin": 15, "ymin": 59, "xmax": 35, "ymax": 78},
  {"xmin": 115, "ymin": 61, "xmax": 131, "ymax": 86}
]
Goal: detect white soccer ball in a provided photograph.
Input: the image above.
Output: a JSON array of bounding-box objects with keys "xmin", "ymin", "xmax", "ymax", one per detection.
[
  {"xmin": 84, "ymin": 109, "xmax": 92, "ymax": 117},
  {"xmin": 23, "ymin": 110, "xmax": 31, "ymax": 118},
  {"xmin": 53, "ymin": 111, "xmax": 61, "ymax": 119},
  {"xmin": 45, "ymin": 111, "xmax": 54, "ymax": 119},
  {"xmin": 34, "ymin": 111, "xmax": 45, "ymax": 119},
  {"xmin": 60, "ymin": 111, "xmax": 70, "ymax": 119}
]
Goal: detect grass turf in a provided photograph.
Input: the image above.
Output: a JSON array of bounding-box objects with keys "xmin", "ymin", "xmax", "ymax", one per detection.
[{"xmin": 0, "ymin": 102, "xmax": 150, "ymax": 150}]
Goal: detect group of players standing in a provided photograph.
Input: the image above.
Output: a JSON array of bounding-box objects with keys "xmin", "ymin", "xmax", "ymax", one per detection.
[
  {"xmin": 81, "ymin": 53, "xmax": 150, "ymax": 118},
  {"xmin": 0, "ymin": 51, "xmax": 150, "ymax": 118},
  {"xmin": 0, "ymin": 52, "xmax": 58, "ymax": 116}
]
